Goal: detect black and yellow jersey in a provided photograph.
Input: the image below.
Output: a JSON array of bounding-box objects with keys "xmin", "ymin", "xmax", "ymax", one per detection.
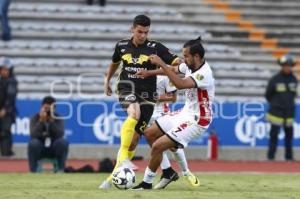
[{"xmin": 112, "ymin": 38, "xmax": 178, "ymax": 102}]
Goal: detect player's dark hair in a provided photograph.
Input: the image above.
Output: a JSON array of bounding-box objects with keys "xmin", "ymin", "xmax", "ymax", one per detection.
[
  {"xmin": 42, "ymin": 96, "xmax": 56, "ymax": 105},
  {"xmin": 183, "ymin": 37, "xmax": 205, "ymax": 59},
  {"xmin": 133, "ymin": 15, "xmax": 151, "ymax": 27},
  {"xmin": 183, "ymin": 36, "xmax": 202, "ymax": 48}
]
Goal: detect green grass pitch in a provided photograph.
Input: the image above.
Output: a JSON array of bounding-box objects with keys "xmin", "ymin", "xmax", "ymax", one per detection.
[{"xmin": 0, "ymin": 173, "xmax": 300, "ymax": 199}]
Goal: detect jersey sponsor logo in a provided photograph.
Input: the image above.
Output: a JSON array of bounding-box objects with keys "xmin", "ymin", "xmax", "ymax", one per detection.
[
  {"xmin": 121, "ymin": 54, "xmax": 149, "ymax": 65},
  {"xmin": 125, "ymin": 94, "xmax": 136, "ymax": 102},
  {"xmin": 128, "ymin": 74, "xmax": 138, "ymax": 78},
  {"xmin": 118, "ymin": 41, "xmax": 129, "ymax": 46},
  {"xmin": 124, "ymin": 66, "xmax": 147, "ymax": 72},
  {"xmin": 124, "ymin": 67, "xmax": 147, "ymax": 78}
]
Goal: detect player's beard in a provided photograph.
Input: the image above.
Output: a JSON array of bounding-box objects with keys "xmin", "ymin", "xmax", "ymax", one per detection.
[{"xmin": 186, "ymin": 59, "xmax": 196, "ymax": 70}]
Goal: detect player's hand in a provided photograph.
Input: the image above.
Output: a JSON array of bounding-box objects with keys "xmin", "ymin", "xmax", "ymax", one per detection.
[
  {"xmin": 149, "ymin": 54, "xmax": 165, "ymax": 67},
  {"xmin": 176, "ymin": 58, "xmax": 184, "ymax": 65},
  {"xmin": 136, "ymin": 69, "xmax": 150, "ymax": 79},
  {"xmin": 104, "ymin": 81, "xmax": 112, "ymax": 96}
]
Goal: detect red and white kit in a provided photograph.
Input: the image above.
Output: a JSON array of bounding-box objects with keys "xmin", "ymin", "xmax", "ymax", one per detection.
[{"xmin": 156, "ymin": 62, "xmax": 215, "ymax": 148}]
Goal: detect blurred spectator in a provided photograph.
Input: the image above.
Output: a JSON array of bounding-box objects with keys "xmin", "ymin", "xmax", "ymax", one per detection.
[
  {"xmin": 86, "ymin": 0, "xmax": 106, "ymax": 6},
  {"xmin": 28, "ymin": 96, "xmax": 69, "ymax": 172},
  {"xmin": 0, "ymin": 56, "xmax": 17, "ymax": 157},
  {"xmin": 0, "ymin": 0, "xmax": 11, "ymax": 41},
  {"xmin": 265, "ymin": 54, "xmax": 297, "ymax": 161}
]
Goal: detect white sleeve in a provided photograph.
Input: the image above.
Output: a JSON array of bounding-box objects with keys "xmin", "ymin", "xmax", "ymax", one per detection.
[
  {"xmin": 189, "ymin": 71, "xmax": 211, "ymax": 89},
  {"xmin": 178, "ymin": 63, "xmax": 188, "ymax": 74},
  {"xmin": 164, "ymin": 77, "xmax": 177, "ymax": 93}
]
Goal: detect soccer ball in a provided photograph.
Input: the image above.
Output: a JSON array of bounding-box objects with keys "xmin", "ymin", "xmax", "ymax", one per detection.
[{"xmin": 112, "ymin": 167, "xmax": 136, "ymax": 189}]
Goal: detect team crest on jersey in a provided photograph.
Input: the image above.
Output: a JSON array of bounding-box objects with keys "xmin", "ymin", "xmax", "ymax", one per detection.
[
  {"xmin": 147, "ymin": 42, "xmax": 156, "ymax": 48},
  {"xmin": 196, "ymin": 74, "xmax": 204, "ymax": 81},
  {"xmin": 122, "ymin": 54, "xmax": 149, "ymax": 65}
]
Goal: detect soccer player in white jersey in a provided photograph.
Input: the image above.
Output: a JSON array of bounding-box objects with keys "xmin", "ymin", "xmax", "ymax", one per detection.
[
  {"xmin": 124, "ymin": 75, "xmax": 200, "ymax": 189},
  {"xmin": 132, "ymin": 38, "xmax": 215, "ymax": 190},
  {"xmin": 150, "ymin": 75, "xmax": 200, "ymax": 189}
]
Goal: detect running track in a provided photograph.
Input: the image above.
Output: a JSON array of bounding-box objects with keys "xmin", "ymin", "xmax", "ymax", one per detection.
[{"xmin": 1, "ymin": 159, "xmax": 300, "ymax": 173}]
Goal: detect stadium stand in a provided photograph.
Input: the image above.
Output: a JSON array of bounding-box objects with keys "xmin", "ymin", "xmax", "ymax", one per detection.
[
  {"xmin": 2, "ymin": 0, "xmax": 298, "ymax": 102},
  {"xmin": 1, "ymin": 0, "xmax": 299, "ymax": 161}
]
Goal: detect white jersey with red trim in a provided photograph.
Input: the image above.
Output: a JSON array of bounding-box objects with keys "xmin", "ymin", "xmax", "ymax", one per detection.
[
  {"xmin": 154, "ymin": 75, "xmax": 177, "ymax": 115},
  {"xmin": 178, "ymin": 61, "xmax": 215, "ymax": 127}
]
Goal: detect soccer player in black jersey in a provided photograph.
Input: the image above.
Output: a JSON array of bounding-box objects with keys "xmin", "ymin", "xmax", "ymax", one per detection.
[{"xmin": 99, "ymin": 15, "xmax": 180, "ymax": 188}]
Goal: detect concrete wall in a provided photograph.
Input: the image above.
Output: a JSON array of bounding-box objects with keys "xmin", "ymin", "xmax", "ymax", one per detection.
[{"xmin": 12, "ymin": 144, "xmax": 300, "ymax": 161}]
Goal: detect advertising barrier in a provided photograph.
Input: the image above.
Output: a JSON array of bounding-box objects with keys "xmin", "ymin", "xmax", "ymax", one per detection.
[{"xmin": 12, "ymin": 99, "xmax": 300, "ymax": 147}]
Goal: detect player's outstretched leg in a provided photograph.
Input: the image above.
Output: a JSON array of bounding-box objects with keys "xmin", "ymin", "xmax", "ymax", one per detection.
[
  {"xmin": 173, "ymin": 149, "xmax": 200, "ymax": 187},
  {"xmin": 154, "ymin": 151, "xmax": 179, "ymax": 189},
  {"xmin": 99, "ymin": 129, "xmax": 141, "ymax": 189},
  {"xmin": 99, "ymin": 151, "xmax": 122, "ymax": 189},
  {"xmin": 99, "ymin": 150, "xmax": 138, "ymax": 189},
  {"xmin": 132, "ymin": 135, "xmax": 177, "ymax": 190},
  {"xmin": 182, "ymin": 170, "xmax": 200, "ymax": 187}
]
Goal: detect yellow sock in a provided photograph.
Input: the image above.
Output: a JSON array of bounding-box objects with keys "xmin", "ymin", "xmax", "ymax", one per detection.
[
  {"xmin": 106, "ymin": 150, "xmax": 136, "ymax": 182},
  {"xmin": 119, "ymin": 117, "xmax": 138, "ymax": 162},
  {"xmin": 106, "ymin": 117, "xmax": 137, "ymax": 182},
  {"xmin": 106, "ymin": 160, "xmax": 121, "ymax": 182},
  {"xmin": 128, "ymin": 150, "xmax": 136, "ymax": 160}
]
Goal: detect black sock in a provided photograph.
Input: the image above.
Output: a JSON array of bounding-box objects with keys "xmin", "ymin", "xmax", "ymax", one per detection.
[
  {"xmin": 162, "ymin": 167, "xmax": 175, "ymax": 176},
  {"xmin": 141, "ymin": 181, "xmax": 152, "ymax": 188}
]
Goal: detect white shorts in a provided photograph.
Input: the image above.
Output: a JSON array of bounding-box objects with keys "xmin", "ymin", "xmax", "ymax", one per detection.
[
  {"xmin": 155, "ymin": 111, "xmax": 208, "ymax": 148},
  {"xmin": 148, "ymin": 111, "xmax": 166, "ymax": 126}
]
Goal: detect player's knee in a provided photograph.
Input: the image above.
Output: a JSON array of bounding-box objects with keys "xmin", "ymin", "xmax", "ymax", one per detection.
[
  {"xmin": 152, "ymin": 141, "xmax": 164, "ymax": 154},
  {"xmin": 144, "ymin": 124, "xmax": 162, "ymax": 146},
  {"xmin": 129, "ymin": 141, "xmax": 137, "ymax": 151},
  {"xmin": 127, "ymin": 103, "xmax": 140, "ymax": 120},
  {"xmin": 144, "ymin": 130, "xmax": 157, "ymax": 146}
]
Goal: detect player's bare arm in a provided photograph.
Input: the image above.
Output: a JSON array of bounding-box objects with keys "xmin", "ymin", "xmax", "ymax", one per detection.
[
  {"xmin": 135, "ymin": 56, "xmax": 181, "ymax": 78},
  {"xmin": 104, "ymin": 62, "xmax": 120, "ymax": 96},
  {"xmin": 135, "ymin": 64, "xmax": 179, "ymax": 79},
  {"xmin": 158, "ymin": 92, "xmax": 176, "ymax": 102},
  {"xmin": 149, "ymin": 55, "xmax": 195, "ymax": 89}
]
